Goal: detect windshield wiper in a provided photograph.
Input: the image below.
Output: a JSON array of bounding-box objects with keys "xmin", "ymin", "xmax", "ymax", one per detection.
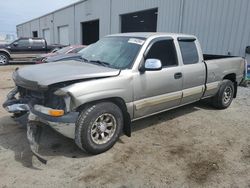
[
  {"xmin": 89, "ymin": 60, "xmax": 111, "ymax": 67},
  {"xmin": 80, "ymin": 56, "xmax": 89, "ymax": 62}
]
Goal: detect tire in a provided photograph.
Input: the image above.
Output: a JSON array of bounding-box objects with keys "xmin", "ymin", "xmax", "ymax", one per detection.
[
  {"xmin": 75, "ymin": 102, "xmax": 123, "ymax": 154},
  {"xmin": 212, "ymin": 79, "xmax": 235, "ymax": 109},
  {"xmin": 0, "ymin": 53, "xmax": 9, "ymax": 65}
]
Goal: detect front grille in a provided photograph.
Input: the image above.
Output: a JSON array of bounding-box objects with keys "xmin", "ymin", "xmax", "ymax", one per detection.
[
  {"xmin": 18, "ymin": 86, "xmax": 45, "ymax": 105},
  {"xmin": 18, "ymin": 87, "xmax": 65, "ymax": 110}
]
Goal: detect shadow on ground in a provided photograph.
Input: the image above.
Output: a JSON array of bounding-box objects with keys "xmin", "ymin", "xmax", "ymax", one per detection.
[
  {"xmin": 131, "ymin": 100, "xmax": 214, "ymax": 133},
  {"xmin": 0, "ymin": 100, "xmax": 214, "ymax": 168}
]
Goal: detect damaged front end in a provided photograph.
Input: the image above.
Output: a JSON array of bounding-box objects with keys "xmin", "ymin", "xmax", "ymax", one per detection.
[{"xmin": 3, "ymin": 78, "xmax": 78, "ymax": 164}]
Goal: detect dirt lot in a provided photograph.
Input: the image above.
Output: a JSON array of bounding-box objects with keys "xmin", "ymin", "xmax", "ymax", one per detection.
[{"xmin": 0, "ymin": 65, "xmax": 250, "ymax": 188}]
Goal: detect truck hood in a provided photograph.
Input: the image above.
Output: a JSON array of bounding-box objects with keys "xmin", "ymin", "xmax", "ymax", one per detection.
[
  {"xmin": 13, "ymin": 60, "xmax": 120, "ymax": 90},
  {"xmin": 0, "ymin": 44, "xmax": 7, "ymax": 48}
]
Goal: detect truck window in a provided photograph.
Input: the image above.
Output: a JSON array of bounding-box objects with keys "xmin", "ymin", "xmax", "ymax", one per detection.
[
  {"xmin": 31, "ymin": 39, "xmax": 45, "ymax": 47},
  {"xmin": 146, "ymin": 40, "xmax": 178, "ymax": 67},
  {"xmin": 178, "ymin": 40, "xmax": 199, "ymax": 65},
  {"xmin": 17, "ymin": 39, "xmax": 30, "ymax": 47}
]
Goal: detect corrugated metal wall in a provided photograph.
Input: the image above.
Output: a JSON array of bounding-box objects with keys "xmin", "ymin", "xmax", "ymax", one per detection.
[
  {"xmin": 110, "ymin": 0, "xmax": 182, "ymax": 33},
  {"xmin": 180, "ymin": 0, "xmax": 250, "ymax": 57},
  {"xmin": 74, "ymin": 0, "xmax": 111, "ymax": 44},
  {"xmin": 16, "ymin": 0, "xmax": 250, "ymax": 57}
]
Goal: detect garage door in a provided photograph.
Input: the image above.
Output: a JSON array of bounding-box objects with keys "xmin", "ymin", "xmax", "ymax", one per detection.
[
  {"xmin": 43, "ymin": 29, "xmax": 51, "ymax": 44},
  {"xmin": 121, "ymin": 8, "xmax": 158, "ymax": 33},
  {"xmin": 81, "ymin": 20, "xmax": 99, "ymax": 45},
  {"xmin": 58, "ymin": 25, "xmax": 69, "ymax": 45}
]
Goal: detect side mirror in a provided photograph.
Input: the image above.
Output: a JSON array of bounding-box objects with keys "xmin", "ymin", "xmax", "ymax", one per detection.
[
  {"xmin": 13, "ymin": 42, "xmax": 18, "ymax": 46},
  {"xmin": 142, "ymin": 59, "xmax": 162, "ymax": 71}
]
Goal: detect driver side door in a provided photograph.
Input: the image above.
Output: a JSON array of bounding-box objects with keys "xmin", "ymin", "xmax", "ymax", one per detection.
[
  {"xmin": 9, "ymin": 38, "xmax": 32, "ymax": 53},
  {"xmin": 133, "ymin": 38, "xmax": 183, "ymax": 119}
]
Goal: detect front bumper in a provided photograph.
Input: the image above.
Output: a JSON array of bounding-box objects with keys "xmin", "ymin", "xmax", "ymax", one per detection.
[
  {"xmin": 29, "ymin": 107, "xmax": 79, "ymax": 139},
  {"xmin": 3, "ymin": 88, "xmax": 79, "ymax": 139}
]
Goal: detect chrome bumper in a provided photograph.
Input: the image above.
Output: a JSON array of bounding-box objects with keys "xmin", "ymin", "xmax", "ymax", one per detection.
[{"xmin": 5, "ymin": 103, "xmax": 29, "ymax": 113}]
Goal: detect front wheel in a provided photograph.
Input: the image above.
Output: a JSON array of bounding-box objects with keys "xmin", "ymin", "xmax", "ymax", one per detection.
[
  {"xmin": 0, "ymin": 53, "xmax": 9, "ymax": 65},
  {"xmin": 212, "ymin": 79, "xmax": 235, "ymax": 109},
  {"xmin": 75, "ymin": 102, "xmax": 123, "ymax": 154}
]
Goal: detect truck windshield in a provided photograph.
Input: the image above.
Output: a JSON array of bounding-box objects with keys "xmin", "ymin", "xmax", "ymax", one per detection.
[{"xmin": 80, "ymin": 36, "xmax": 144, "ymax": 69}]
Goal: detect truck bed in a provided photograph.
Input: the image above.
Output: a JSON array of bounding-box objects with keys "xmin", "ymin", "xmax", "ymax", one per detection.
[{"xmin": 203, "ymin": 54, "xmax": 236, "ymax": 61}]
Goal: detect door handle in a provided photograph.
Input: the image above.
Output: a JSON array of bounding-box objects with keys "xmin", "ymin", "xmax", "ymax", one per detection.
[{"xmin": 174, "ymin": 72, "xmax": 182, "ymax": 79}]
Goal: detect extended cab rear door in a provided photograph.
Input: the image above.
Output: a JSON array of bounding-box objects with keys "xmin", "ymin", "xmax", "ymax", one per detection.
[
  {"xmin": 177, "ymin": 38, "xmax": 206, "ymax": 104},
  {"xmin": 133, "ymin": 37, "xmax": 183, "ymax": 118},
  {"xmin": 30, "ymin": 39, "xmax": 46, "ymax": 53}
]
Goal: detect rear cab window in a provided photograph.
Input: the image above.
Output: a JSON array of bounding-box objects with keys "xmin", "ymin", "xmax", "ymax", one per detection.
[
  {"xmin": 178, "ymin": 38, "xmax": 199, "ymax": 65},
  {"xmin": 31, "ymin": 39, "xmax": 45, "ymax": 47}
]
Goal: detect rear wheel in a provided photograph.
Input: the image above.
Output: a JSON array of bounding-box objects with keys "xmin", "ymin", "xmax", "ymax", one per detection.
[
  {"xmin": 75, "ymin": 102, "xmax": 123, "ymax": 154},
  {"xmin": 0, "ymin": 53, "xmax": 9, "ymax": 65},
  {"xmin": 212, "ymin": 79, "xmax": 234, "ymax": 109}
]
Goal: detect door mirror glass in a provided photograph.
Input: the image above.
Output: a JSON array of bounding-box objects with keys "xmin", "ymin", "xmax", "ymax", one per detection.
[{"xmin": 144, "ymin": 59, "xmax": 162, "ymax": 71}]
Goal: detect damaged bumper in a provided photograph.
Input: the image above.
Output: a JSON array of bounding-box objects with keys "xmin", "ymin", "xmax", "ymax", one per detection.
[
  {"xmin": 4, "ymin": 87, "xmax": 79, "ymax": 164},
  {"xmin": 3, "ymin": 88, "xmax": 79, "ymax": 139},
  {"xmin": 29, "ymin": 107, "xmax": 78, "ymax": 139}
]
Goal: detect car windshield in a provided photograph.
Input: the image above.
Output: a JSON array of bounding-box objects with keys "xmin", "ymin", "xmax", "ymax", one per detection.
[{"xmin": 80, "ymin": 36, "xmax": 144, "ymax": 69}]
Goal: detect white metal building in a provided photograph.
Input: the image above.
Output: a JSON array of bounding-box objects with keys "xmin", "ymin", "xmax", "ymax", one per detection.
[{"xmin": 17, "ymin": 0, "xmax": 250, "ymax": 57}]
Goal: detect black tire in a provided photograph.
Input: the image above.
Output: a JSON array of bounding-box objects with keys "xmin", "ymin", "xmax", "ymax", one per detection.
[
  {"xmin": 0, "ymin": 53, "xmax": 9, "ymax": 65},
  {"xmin": 75, "ymin": 102, "xmax": 123, "ymax": 154},
  {"xmin": 212, "ymin": 79, "xmax": 235, "ymax": 109}
]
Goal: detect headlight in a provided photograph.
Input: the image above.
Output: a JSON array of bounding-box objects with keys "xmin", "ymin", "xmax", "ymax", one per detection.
[
  {"xmin": 54, "ymin": 89, "xmax": 71, "ymax": 112},
  {"xmin": 34, "ymin": 105, "xmax": 64, "ymax": 117},
  {"xmin": 54, "ymin": 89, "xmax": 68, "ymax": 96}
]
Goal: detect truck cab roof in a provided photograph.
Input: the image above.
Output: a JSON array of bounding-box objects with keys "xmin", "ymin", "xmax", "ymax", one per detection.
[
  {"xmin": 17, "ymin": 37, "xmax": 45, "ymax": 40},
  {"xmin": 107, "ymin": 32, "xmax": 196, "ymax": 39}
]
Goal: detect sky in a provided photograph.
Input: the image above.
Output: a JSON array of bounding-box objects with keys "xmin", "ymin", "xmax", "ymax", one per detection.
[{"xmin": 0, "ymin": 0, "xmax": 80, "ymax": 35}]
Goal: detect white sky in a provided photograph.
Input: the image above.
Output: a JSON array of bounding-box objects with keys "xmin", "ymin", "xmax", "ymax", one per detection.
[{"xmin": 0, "ymin": 0, "xmax": 80, "ymax": 35}]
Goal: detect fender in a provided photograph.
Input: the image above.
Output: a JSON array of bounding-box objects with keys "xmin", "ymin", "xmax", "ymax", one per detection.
[{"xmin": 0, "ymin": 48, "xmax": 11, "ymax": 58}]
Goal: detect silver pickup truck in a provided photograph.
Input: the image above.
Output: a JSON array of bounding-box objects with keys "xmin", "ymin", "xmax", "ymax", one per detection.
[{"xmin": 3, "ymin": 33, "xmax": 245, "ymax": 158}]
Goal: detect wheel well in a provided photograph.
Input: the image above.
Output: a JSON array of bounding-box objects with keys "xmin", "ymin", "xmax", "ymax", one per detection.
[
  {"xmin": 223, "ymin": 73, "xmax": 237, "ymax": 98},
  {"xmin": 0, "ymin": 51, "xmax": 10, "ymax": 59},
  {"xmin": 76, "ymin": 97, "xmax": 131, "ymax": 137}
]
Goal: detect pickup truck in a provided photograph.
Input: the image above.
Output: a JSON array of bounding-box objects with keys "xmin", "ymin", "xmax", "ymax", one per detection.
[
  {"xmin": 0, "ymin": 37, "xmax": 65, "ymax": 65},
  {"xmin": 3, "ymin": 33, "xmax": 245, "ymax": 160}
]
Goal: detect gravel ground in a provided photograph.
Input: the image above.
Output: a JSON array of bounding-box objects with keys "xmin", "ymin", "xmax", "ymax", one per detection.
[{"xmin": 0, "ymin": 65, "xmax": 250, "ymax": 188}]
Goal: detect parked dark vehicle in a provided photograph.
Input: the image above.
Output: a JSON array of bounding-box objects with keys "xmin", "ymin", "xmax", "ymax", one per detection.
[
  {"xmin": 0, "ymin": 37, "xmax": 66, "ymax": 65},
  {"xmin": 41, "ymin": 45, "xmax": 87, "ymax": 63},
  {"xmin": 35, "ymin": 45, "xmax": 86, "ymax": 64}
]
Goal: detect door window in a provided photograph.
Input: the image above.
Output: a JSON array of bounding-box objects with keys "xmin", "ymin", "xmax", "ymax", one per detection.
[
  {"xmin": 17, "ymin": 39, "xmax": 30, "ymax": 47},
  {"xmin": 146, "ymin": 39, "xmax": 178, "ymax": 67}
]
